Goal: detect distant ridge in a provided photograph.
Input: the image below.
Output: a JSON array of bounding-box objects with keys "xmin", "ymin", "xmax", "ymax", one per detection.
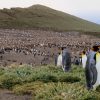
[{"xmin": 0, "ymin": 4, "xmax": 100, "ymax": 32}]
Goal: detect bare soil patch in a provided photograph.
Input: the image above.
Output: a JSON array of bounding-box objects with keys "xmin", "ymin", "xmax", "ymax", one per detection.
[{"xmin": 0, "ymin": 89, "xmax": 32, "ymax": 100}]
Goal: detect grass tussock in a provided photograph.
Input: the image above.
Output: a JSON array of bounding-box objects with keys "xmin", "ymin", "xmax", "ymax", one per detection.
[
  {"xmin": 0, "ymin": 64, "xmax": 100, "ymax": 99},
  {"xmin": 13, "ymin": 82, "xmax": 100, "ymax": 100},
  {"xmin": 0, "ymin": 65, "xmax": 82, "ymax": 89}
]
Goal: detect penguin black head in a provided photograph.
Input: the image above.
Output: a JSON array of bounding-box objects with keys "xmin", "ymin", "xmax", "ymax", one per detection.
[
  {"xmin": 92, "ymin": 42, "xmax": 100, "ymax": 51},
  {"xmin": 82, "ymin": 51, "xmax": 86, "ymax": 54},
  {"xmin": 92, "ymin": 46, "xmax": 99, "ymax": 51},
  {"xmin": 61, "ymin": 47, "xmax": 66, "ymax": 50}
]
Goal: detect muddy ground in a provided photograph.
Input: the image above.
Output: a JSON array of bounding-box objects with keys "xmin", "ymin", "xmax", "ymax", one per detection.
[{"xmin": 0, "ymin": 89, "xmax": 32, "ymax": 100}]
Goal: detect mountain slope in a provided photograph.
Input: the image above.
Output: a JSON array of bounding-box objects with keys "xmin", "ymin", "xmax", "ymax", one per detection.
[{"xmin": 0, "ymin": 4, "xmax": 100, "ymax": 32}]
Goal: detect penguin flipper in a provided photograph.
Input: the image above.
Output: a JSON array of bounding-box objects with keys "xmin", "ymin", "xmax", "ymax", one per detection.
[{"xmin": 91, "ymin": 66, "xmax": 97, "ymax": 85}]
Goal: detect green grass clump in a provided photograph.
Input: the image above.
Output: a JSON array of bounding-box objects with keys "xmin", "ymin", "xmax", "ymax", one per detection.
[
  {"xmin": 0, "ymin": 68, "xmax": 5, "ymax": 75},
  {"xmin": 0, "ymin": 65, "xmax": 82, "ymax": 89},
  {"xmin": 59, "ymin": 75, "xmax": 80, "ymax": 83},
  {"xmin": 0, "ymin": 64, "xmax": 100, "ymax": 100},
  {"xmin": 0, "ymin": 65, "xmax": 81, "ymax": 89},
  {"xmin": 13, "ymin": 82, "xmax": 100, "ymax": 100}
]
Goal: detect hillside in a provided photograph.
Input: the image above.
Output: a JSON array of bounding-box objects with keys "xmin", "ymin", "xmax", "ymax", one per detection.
[{"xmin": 0, "ymin": 4, "xmax": 100, "ymax": 32}]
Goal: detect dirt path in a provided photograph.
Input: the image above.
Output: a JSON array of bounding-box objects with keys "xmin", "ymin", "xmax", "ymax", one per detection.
[{"xmin": 0, "ymin": 89, "xmax": 32, "ymax": 100}]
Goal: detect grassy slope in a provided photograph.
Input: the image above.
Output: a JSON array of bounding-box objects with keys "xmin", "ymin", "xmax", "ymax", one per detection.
[
  {"xmin": 0, "ymin": 4, "xmax": 100, "ymax": 32},
  {"xmin": 0, "ymin": 64, "xmax": 100, "ymax": 100}
]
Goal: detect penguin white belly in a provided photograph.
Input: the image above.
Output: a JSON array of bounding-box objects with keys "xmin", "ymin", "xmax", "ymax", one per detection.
[
  {"xmin": 82, "ymin": 56, "xmax": 87, "ymax": 68},
  {"xmin": 57, "ymin": 54, "xmax": 62, "ymax": 67},
  {"xmin": 93, "ymin": 61, "xmax": 100, "ymax": 89}
]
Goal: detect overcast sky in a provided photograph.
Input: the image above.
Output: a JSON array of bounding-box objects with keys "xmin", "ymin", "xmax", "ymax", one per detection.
[{"xmin": 0, "ymin": 0, "xmax": 100, "ymax": 24}]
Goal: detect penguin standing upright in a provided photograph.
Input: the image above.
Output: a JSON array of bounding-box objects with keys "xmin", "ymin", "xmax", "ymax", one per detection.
[
  {"xmin": 61, "ymin": 47, "xmax": 71, "ymax": 72},
  {"xmin": 54, "ymin": 54, "xmax": 58, "ymax": 66},
  {"xmin": 82, "ymin": 51, "xmax": 87, "ymax": 68},
  {"xmin": 85, "ymin": 44, "xmax": 98, "ymax": 90},
  {"xmin": 57, "ymin": 52, "xmax": 62, "ymax": 67},
  {"xmin": 93, "ymin": 46, "xmax": 100, "ymax": 89},
  {"xmin": 55, "ymin": 47, "xmax": 63, "ymax": 67}
]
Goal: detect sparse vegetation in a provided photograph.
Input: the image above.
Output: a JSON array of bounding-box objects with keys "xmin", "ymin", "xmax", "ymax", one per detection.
[{"xmin": 0, "ymin": 64, "xmax": 100, "ymax": 100}]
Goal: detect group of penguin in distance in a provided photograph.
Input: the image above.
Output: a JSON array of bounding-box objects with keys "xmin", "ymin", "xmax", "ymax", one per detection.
[{"xmin": 55, "ymin": 43, "xmax": 100, "ymax": 90}]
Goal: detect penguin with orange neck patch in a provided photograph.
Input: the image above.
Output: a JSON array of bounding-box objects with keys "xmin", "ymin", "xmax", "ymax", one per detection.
[{"xmin": 93, "ymin": 45, "xmax": 100, "ymax": 90}]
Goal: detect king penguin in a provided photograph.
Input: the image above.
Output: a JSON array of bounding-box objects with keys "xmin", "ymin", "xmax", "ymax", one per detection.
[{"xmin": 85, "ymin": 44, "xmax": 99, "ymax": 90}]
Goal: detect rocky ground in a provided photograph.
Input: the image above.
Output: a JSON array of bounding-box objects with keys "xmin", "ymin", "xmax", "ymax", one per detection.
[{"xmin": 0, "ymin": 29, "xmax": 99, "ymax": 66}]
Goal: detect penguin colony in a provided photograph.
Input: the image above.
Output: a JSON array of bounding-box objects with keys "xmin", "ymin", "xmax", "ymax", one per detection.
[{"xmin": 0, "ymin": 29, "xmax": 100, "ymax": 66}]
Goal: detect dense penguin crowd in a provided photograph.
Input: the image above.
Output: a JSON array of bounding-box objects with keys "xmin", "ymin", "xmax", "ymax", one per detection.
[{"xmin": 0, "ymin": 29, "xmax": 99, "ymax": 66}]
